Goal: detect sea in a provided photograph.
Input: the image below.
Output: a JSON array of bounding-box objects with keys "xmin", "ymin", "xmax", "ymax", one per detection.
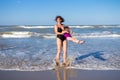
[{"xmin": 0, "ymin": 25, "xmax": 120, "ymax": 71}]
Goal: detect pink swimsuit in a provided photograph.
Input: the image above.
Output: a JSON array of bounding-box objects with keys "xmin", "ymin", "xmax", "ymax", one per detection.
[{"xmin": 64, "ymin": 33, "xmax": 71, "ymax": 38}]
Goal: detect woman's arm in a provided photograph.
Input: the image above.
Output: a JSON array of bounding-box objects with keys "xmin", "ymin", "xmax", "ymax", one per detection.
[{"xmin": 54, "ymin": 25, "xmax": 68, "ymax": 35}]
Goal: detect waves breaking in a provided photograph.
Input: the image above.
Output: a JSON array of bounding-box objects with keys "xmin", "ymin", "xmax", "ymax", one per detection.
[
  {"xmin": 0, "ymin": 31, "xmax": 120, "ymax": 38},
  {"xmin": 0, "ymin": 25, "xmax": 120, "ymax": 71}
]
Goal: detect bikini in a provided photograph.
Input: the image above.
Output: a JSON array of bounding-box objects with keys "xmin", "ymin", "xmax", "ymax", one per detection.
[{"xmin": 57, "ymin": 27, "xmax": 66, "ymax": 41}]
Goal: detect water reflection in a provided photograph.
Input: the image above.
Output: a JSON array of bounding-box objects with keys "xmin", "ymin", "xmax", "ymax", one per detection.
[{"xmin": 55, "ymin": 67, "xmax": 76, "ymax": 80}]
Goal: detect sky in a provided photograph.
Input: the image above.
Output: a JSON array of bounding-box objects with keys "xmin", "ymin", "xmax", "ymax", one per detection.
[{"xmin": 0, "ymin": 0, "xmax": 120, "ymax": 25}]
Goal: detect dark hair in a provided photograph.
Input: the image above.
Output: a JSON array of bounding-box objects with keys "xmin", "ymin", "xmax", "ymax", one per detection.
[
  {"xmin": 55, "ymin": 16, "xmax": 65, "ymax": 22},
  {"xmin": 64, "ymin": 26, "xmax": 69, "ymax": 29},
  {"xmin": 64, "ymin": 26, "xmax": 70, "ymax": 32}
]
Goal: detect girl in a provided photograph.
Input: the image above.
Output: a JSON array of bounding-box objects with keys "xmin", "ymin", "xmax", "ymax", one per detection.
[{"xmin": 64, "ymin": 26, "xmax": 85, "ymax": 44}]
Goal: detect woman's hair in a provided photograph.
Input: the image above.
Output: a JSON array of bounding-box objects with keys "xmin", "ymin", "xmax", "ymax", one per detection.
[{"xmin": 55, "ymin": 16, "xmax": 64, "ymax": 22}]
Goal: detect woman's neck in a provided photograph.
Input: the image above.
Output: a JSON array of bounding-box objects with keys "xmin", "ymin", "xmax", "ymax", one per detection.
[{"xmin": 57, "ymin": 22, "xmax": 62, "ymax": 25}]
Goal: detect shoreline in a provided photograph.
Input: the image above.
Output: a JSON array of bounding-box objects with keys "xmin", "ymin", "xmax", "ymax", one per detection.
[{"xmin": 0, "ymin": 68, "xmax": 120, "ymax": 80}]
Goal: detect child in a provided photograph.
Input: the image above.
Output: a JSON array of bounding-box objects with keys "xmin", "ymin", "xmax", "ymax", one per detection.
[{"xmin": 64, "ymin": 26, "xmax": 85, "ymax": 44}]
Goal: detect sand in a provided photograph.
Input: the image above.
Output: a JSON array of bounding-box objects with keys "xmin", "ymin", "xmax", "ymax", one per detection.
[{"xmin": 0, "ymin": 68, "xmax": 120, "ymax": 80}]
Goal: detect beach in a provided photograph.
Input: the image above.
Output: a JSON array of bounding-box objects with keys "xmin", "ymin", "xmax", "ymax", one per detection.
[
  {"xmin": 0, "ymin": 69, "xmax": 120, "ymax": 80},
  {"xmin": 0, "ymin": 0, "xmax": 120, "ymax": 79}
]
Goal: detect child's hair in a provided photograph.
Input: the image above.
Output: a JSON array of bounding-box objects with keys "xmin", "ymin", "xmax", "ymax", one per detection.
[
  {"xmin": 64, "ymin": 26, "xmax": 69, "ymax": 29},
  {"xmin": 64, "ymin": 26, "xmax": 70, "ymax": 33}
]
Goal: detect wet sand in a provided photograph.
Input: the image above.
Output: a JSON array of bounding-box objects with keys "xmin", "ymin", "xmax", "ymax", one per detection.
[{"xmin": 0, "ymin": 68, "xmax": 120, "ymax": 80}]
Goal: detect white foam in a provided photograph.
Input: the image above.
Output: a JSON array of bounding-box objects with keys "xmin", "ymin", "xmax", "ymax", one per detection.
[
  {"xmin": 1, "ymin": 25, "xmax": 120, "ymax": 29},
  {"xmin": 82, "ymin": 34, "xmax": 120, "ymax": 38},
  {"xmin": 43, "ymin": 36, "xmax": 56, "ymax": 38},
  {"xmin": 42, "ymin": 32, "xmax": 120, "ymax": 39},
  {"xmin": 42, "ymin": 34, "xmax": 56, "ymax": 38},
  {"xmin": 19, "ymin": 26, "xmax": 54, "ymax": 29},
  {"xmin": 0, "ymin": 67, "xmax": 53, "ymax": 71},
  {"xmin": 68, "ymin": 26, "xmax": 94, "ymax": 28},
  {"xmin": 19, "ymin": 25, "xmax": 95, "ymax": 29},
  {"xmin": 0, "ymin": 64, "xmax": 119, "ymax": 71},
  {"xmin": 81, "ymin": 31, "xmax": 120, "ymax": 38},
  {"xmin": 101, "ymin": 25, "xmax": 120, "ymax": 28},
  {"xmin": 0, "ymin": 31, "xmax": 120, "ymax": 39},
  {"xmin": 44, "ymin": 30, "xmax": 120, "ymax": 38},
  {"xmin": 14, "ymin": 25, "xmax": 120, "ymax": 29},
  {"xmin": 1, "ymin": 31, "xmax": 33, "ymax": 38},
  {"xmin": 68, "ymin": 66, "xmax": 120, "ymax": 70}
]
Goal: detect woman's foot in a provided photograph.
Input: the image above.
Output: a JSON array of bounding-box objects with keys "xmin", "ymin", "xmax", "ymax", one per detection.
[
  {"xmin": 62, "ymin": 62, "xmax": 70, "ymax": 67},
  {"xmin": 62, "ymin": 63, "xmax": 66, "ymax": 67},
  {"xmin": 55, "ymin": 59, "xmax": 60, "ymax": 66}
]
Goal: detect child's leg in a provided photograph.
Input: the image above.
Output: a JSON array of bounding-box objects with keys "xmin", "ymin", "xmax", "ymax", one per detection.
[
  {"xmin": 71, "ymin": 37, "xmax": 85, "ymax": 44},
  {"xmin": 67, "ymin": 37, "xmax": 85, "ymax": 44},
  {"xmin": 67, "ymin": 37, "xmax": 79, "ymax": 43}
]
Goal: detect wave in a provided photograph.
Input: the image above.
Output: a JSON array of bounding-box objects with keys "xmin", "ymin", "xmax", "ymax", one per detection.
[
  {"xmin": 0, "ymin": 31, "xmax": 120, "ymax": 38},
  {"xmin": 0, "ymin": 60, "xmax": 119, "ymax": 71},
  {"xmin": 17, "ymin": 25, "xmax": 120, "ymax": 29},
  {"xmin": 43, "ymin": 31, "xmax": 120, "ymax": 38},
  {"xmin": 0, "ymin": 31, "xmax": 33, "ymax": 38},
  {"xmin": 81, "ymin": 31, "xmax": 120, "ymax": 38},
  {"xmin": 68, "ymin": 26, "xmax": 95, "ymax": 28},
  {"xmin": 0, "ymin": 31, "xmax": 55, "ymax": 38},
  {"xmin": 0, "ymin": 56, "xmax": 119, "ymax": 71},
  {"xmin": 19, "ymin": 26, "xmax": 54, "ymax": 29},
  {"xmin": 0, "ymin": 66, "xmax": 119, "ymax": 71},
  {"xmin": 18, "ymin": 25, "xmax": 95, "ymax": 29},
  {"xmin": 0, "ymin": 25, "xmax": 120, "ymax": 30},
  {"xmin": 81, "ymin": 34, "xmax": 120, "ymax": 38}
]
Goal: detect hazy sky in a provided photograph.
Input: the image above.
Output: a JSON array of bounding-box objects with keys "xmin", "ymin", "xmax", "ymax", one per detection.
[{"xmin": 0, "ymin": 0, "xmax": 120, "ymax": 25}]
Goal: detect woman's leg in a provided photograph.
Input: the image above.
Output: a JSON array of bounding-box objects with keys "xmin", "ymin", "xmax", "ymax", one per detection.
[
  {"xmin": 63, "ymin": 40, "xmax": 67, "ymax": 64},
  {"xmin": 56, "ymin": 38, "xmax": 63, "ymax": 62}
]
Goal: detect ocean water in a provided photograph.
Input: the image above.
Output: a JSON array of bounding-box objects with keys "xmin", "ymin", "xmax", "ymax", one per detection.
[{"xmin": 0, "ymin": 25, "xmax": 120, "ymax": 71}]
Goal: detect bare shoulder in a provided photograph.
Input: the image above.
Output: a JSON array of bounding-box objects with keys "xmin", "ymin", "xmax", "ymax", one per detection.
[
  {"xmin": 54, "ymin": 24, "xmax": 58, "ymax": 28},
  {"xmin": 61, "ymin": 24, "xmax": 65, "ymax": 29}
]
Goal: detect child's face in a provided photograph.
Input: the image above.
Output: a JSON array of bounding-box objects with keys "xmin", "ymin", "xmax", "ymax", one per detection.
[{"xmin": 65, "ymin": 28, "xmax": 69, "ymax": 32}]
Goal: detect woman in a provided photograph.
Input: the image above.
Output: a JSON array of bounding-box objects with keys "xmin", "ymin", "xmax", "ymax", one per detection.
[{"xmin": 54, "ymin": 16, "xmax": 68, "ymax": 66}]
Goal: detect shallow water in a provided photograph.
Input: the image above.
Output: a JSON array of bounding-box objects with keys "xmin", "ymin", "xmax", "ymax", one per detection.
[{"xmin": 0, "ymin": 25, "xmax": 120, "ymax": 71}]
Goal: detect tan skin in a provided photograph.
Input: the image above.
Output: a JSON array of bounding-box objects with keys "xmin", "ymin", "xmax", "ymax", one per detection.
[
  {"xmin": 54, "ymin": 18, "xmax": 68, "ymax": 64},
  {"xmin": 56, "ymin": 67, "xmax": 67, "ymax": 80},
  {"xmin": 64, "ymin": 27, "xmax": 85, "ymax": 44}
]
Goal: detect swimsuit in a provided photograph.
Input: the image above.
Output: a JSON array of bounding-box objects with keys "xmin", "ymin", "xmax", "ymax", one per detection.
[
  {"xmin": 64, "ymin": 33, "xmax": 71, "ymax": 38},
  {"xmin": 57, "ymin": 27, "xmax": 66, "ymax": 41}
]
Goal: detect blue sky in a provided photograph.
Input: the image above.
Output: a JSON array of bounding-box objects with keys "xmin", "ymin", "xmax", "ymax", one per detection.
[{"xmin": 0, "ymin": 0, "xmax": 120, "ymax": 25}]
